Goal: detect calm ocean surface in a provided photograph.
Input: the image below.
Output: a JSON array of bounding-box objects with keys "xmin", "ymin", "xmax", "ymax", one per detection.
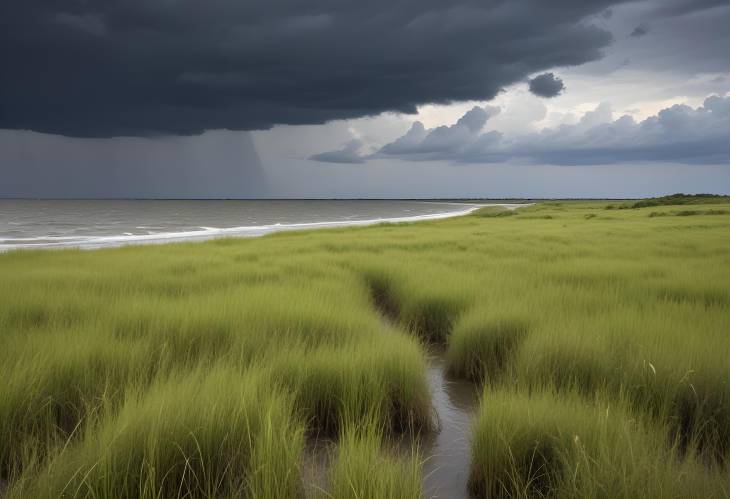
[{"xmin": 0, "ymin": 200, "xmax": 487, "ymax": 251}]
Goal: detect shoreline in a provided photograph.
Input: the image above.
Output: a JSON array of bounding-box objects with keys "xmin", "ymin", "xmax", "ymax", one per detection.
[{"xmin": 0, "ymin": 203, "xmax": 524, "ymax": 252}]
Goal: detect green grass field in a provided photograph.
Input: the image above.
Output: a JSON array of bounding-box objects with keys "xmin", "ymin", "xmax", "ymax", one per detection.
[{"xmin": 1, "ymin": 197, "xmax": 729, "ymax": 498}]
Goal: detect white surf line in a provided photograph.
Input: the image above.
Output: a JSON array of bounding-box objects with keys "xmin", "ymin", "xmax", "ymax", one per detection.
[{"xmin": 0, "ymin": 203, "xmax": 526, "ymax": 251}]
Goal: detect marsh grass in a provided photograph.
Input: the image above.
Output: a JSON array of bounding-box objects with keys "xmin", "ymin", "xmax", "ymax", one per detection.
[
  {"xmin": 470, "ymin": 387, "xmax": 730, "ymax": 499},
  {"xmin": 447, "ymin": 309, "xmax": 531, "ymax": 383},
  {"xmin": 11, "ymin": 367, "xmax": 304, "ymax": 498},
  {"xmin": 322, "ymin": 415, "xmax": 422, "ymax": 499},
  {"xmin": 1, "ymin": 198, "xmax": 729, "ymax": 497}
]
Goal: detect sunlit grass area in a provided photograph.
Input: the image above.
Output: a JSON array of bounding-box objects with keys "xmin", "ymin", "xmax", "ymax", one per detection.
[{"xmin": 1, "ymin": 197, "xmax": 729, "ymax": 497}]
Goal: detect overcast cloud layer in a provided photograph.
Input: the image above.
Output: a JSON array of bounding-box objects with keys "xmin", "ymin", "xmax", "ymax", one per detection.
[
  {"xmin": 1, "ymin": 0, "xmax": 628, "ymax": 137},
  {"xmin": 1, "ymin": 0, "xmax": 729, "ymax": 198}
]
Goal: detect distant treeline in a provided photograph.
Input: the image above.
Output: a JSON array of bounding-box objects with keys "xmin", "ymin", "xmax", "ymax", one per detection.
[{"xmin": 606, "ymin": 193, "xmax": 730, "ymax": 210}]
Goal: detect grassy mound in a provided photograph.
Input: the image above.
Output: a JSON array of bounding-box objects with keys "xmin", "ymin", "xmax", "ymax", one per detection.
[{"xmin": 447, "ymin": 308, "xmax": 531, "ymax": 382}]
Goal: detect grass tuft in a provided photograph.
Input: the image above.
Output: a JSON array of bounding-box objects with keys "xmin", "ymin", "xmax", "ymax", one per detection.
[{"xmin": 447, "ymin": 309, "xmax": 531, "ymax": 382}]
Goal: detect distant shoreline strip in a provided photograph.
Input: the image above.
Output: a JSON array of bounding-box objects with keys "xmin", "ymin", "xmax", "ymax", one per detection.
[{"xmin": 0, "ymin": 203, "xmax": 524, "ymax": 252}]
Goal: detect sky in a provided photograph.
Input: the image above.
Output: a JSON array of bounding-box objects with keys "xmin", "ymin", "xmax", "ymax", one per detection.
[{"xmin": 1, "ymin": 0, "xmax": 729, "ymax": 199}]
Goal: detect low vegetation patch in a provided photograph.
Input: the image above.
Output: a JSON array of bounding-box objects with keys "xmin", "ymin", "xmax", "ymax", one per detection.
[
  {"xmin": 649, "ymin": 209, "xmax": 729, "ymax": 217},
  {"xmin": 472, "ymin": 206, "xmax": 518, "ymax": 218},
  {"xmin": 631, "ymin": 193, "xmax": 730, "ymax": 208}
]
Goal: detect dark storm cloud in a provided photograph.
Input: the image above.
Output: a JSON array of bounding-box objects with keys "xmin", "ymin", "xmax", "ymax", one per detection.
[
  {"xmin": 317, "ymin": 94, "xmax": 730, "ymax": 165},
  {"xmin": 630, "ymin": 23, "xmax": 649, "ymax": 37},
  {"xmin": 617, "ymin": 0, "xmax": 730, "ymax": 72},
  {"xmin": 651, "ymin": 0, "xmax": 728, "ymax": 18},
  {"xmin": 528, "ymin": 73, "xmax": 566, "ymax": 98},
  {"xmin": 0, "ymin": 0, "xmax": 629, "ymax": 137}
]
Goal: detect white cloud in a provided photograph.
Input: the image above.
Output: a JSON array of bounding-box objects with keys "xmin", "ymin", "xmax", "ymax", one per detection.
[{"xmin": 311, "ymin": 94, "xmax": 730, "ymax": 166}]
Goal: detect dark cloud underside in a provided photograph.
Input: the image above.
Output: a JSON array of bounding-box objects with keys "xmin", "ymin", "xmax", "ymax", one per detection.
[
  {"xmin": 310, "ymin": 139, "xmax": 366, "ymax": 164},
  {"xmin": 630, "ymin": 23, "xmax": 649, "ymax": 37},
  {"xmin": 528, "ymin": 73, "xmax": 565, "ymax": 98},
  {"xmin": 0, "ymin": 0, "xmax": 625, "ymax": 137}
]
